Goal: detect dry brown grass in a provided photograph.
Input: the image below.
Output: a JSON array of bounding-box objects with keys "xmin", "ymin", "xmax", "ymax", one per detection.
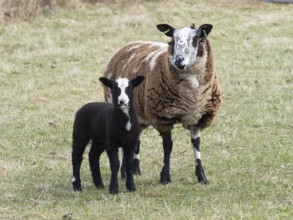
[
  {"xmin": 1, "ymin": 0, "xmax": 69, "ymax": 22},
  {"xmin": 0, "ymin": 0, "xmax": 143, "ymax": 23}
]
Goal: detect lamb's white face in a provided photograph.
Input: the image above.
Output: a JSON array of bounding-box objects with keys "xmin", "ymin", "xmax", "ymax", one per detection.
[
  {"xmin": 116, "ymin": 78, "xmax": 130, "ymax": 109},
  {"xmin": 172, "ymin": 27, "xmax": 199, "ymax": 70}
]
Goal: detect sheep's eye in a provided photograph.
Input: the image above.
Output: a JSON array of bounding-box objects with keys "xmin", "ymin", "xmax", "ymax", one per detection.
[{"xmin": 192, "ymin": 36, "xmax": 200, "ymax": 47}]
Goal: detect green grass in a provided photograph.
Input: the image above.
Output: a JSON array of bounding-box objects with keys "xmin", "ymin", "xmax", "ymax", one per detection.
[{"xmin": 0, "ymin": 0, "xmax": 292, "ymax": 219}]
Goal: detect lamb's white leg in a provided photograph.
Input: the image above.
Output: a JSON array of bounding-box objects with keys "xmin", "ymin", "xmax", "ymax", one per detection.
[
  {"xmin": 120, "ymin": 140, "xmax": 141, "ymax": 179},
  {"xmin": 133, "ymin": 140, "xmax": 141, "ymax": 175},
  {"xmin": 190, "ymin": 125, "xmax": 208, "ymax": 184}
]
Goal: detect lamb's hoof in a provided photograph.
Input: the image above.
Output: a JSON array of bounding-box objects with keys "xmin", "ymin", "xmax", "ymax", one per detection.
[
  {"xmin": 133, "ymin": 159, "xmax": 141, "ymax": 175},
  {"xmin": 72, "ymin": 180, "xmax": 82, "ymax": 191},
  {"xmin": 109, "ymin": 186, "xmax": 119, "ymax": 194},
  {"xmin": 126, "ymin": 184, "xmax": 137, "ymax": 192},
  {"xmin": 95, "ymin": 183, "xmax": 104, "ymax": 189},
  {"xmin": 73, "ymin": 186, "xmax": 82, "ymax": 191},
  {"xmin": 196, "ymin": 165, "xmax": 208, "ymax": 184},
  {"xmin": 93, "ymin": 179, "xmax": 104, "ymax": 189},
  {"xmin": 160, "ymin": 171, "xmax": 171, "ymax": 185}
]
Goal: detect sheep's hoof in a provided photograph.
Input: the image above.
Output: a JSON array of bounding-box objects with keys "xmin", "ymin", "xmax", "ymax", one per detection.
[
  {"xmin": 195, "ymin": 165, "xmax": 208, "ymax": 184},
  {"xmin": 133, "ymin": 159, "xmax": 141, "ymax": 175}
]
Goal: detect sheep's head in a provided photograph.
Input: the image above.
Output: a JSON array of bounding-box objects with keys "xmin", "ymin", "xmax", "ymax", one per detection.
[
  {"xmin": 157, "ymin": 23, "xmax": 213, "ymax": 71},
  {"xmin": 99, "ymin": 76, "xmax": 145, "ymax": 110}
]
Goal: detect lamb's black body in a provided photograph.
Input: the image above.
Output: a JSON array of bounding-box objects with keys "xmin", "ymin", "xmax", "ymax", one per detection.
[{"xmin": 72, "ymin": 76, "xmax": 144, "ymax": 194}]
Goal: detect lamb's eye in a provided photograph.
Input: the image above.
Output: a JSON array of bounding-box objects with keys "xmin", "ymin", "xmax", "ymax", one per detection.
[{"xmin": 112, "ymin": 87, "xmax": 119, "ymax": 95}]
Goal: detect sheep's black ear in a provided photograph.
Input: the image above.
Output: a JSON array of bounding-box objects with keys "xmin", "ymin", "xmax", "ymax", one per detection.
[
  {"xmin": 157, "ymin": 24, "xmax": 175, "ymax": 37},
  {"xmin": 198, "ymin": 24, "xmax": 213, "ymax": 38},
  {"xmin": 131, "ymin": 75, "xmax": 145, "ymax": 88},
  {"xmin": 99, "ymin": 77, "xmax": 114, "ymax": 88}
]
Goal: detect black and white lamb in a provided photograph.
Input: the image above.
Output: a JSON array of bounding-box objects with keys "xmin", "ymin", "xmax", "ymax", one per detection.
[
  {"xmin": 71, "ymin": 76, "xmax": 145, "ymax": 194},
  {"xmin": 103, "ymin": 23, "xmax": 221, "ymax": 184}
]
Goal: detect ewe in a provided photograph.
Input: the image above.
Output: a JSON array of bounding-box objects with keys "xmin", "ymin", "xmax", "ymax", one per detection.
[
  {"xmin": 103, "ymin": 23, "xmax": 221, "ymax": 184},
  {"xmin": 72, "ymin": 76, "xmax": 145, "ymax": 194}
]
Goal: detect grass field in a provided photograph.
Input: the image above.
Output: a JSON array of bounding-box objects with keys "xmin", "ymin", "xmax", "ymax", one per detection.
[{"xmin": 0, "ymin": 0, "xmax": 292, "ymax": 219}]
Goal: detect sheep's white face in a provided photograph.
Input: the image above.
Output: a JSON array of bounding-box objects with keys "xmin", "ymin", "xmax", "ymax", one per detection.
[
  {"xmin": 172, "ymin": 27, "xmax": 198, "ymax": 70},
  {"xmin": 157, "ymin": 23, "xmax": 213, "ymax": 71}
]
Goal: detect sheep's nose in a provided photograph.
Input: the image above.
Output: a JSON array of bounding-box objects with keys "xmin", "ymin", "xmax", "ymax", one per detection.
[
  {"xmin": 175, "ymin": 56, "xmax": 185, "ymax": 70},
  {"xmin": 176, "ymin": 56, "xmax": 184, "ymax": 63}
]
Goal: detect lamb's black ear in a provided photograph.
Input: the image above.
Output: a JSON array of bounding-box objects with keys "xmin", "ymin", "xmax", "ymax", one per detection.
[
  {"xmin": 99, "ymin": 77, "xmax": 114, "ymax": 88},
  {"xmin": 198, "ymin": 24, "xmax": 213, "ymax": 38},
  {"xmin": 157, "ymin": 24, "xmax": 175, "ymax": 37},
  {"xmin": 131, "ymin": 75, "xmax": 145, "ymax": 88}
]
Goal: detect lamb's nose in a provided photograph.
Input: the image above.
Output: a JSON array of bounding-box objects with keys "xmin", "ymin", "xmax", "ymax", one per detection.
[
  {"xmin": 119, "ymin": 100, "xmax": 125, "ymax": 105},
  {"xmin": 119, "ymin": 99, "xmax": 129, "ymax": 106}
]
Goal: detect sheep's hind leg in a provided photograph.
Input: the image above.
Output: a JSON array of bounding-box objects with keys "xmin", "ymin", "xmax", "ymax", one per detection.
[
  {"xmin": 120, "ymin": 140, "xmax": 141, "ymax": 179},
  {"xmin": 160, "ymin": 131, "xmax": 173, "ymax": 184},
  {"xmin": 190, "ymin": 126, "xmax": 208, "ymax": 184},
  {"xmin": 89, "ymin": 140, "xmax": 105, "ymax": 189}
]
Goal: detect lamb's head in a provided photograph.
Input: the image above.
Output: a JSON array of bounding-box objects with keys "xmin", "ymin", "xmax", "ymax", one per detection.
[
  {"xmin": 99, "ymin": 76, "xmax": 145, "ymax": 110},
  {"xmin": 157, "ymin": 23, "xmax": 213, "ymax": 71}
]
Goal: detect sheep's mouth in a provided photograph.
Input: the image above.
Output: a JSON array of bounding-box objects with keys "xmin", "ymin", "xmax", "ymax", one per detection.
[
  {"xmin": 175, "ymin": 60, "xmax": 186, "ymax": 70},
  {"xmin": 177, "ymin": 64, "xmax": 186, "ymax": 70}
]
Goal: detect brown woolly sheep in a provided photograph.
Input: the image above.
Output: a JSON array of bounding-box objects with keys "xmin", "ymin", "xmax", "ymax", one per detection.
[{"xmin": 103, "ymin": 23, "xmax": 221, "ymax": 184}]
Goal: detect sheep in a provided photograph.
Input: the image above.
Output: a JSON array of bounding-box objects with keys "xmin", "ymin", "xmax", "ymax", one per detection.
[
  {"xmin": 103, "ymin": 23, "xmax": 221, "ymax": 184},
  {"xmin": 71, "ymin": 75, "xmax": 145, "ymax": 194}
]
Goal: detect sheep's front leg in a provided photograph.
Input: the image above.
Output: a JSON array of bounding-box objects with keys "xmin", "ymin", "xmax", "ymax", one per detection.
[
  {"xmin": 123, "ymin": 147, "xmax": 136, "ymax": 192},
  {"xmin": 160, "ymin": 131, "xmax": 173, "ymax": 184},
  {"xmin": 190, "ymin": 125, "xmax": 208, "ymax": 184},
  {"xmin": 133, "ymin": 140, "xmax": 141, "ymax": 175},
  {"xmin": 107, "ymin": 146, "xmax": 120, "ymax": 194}
]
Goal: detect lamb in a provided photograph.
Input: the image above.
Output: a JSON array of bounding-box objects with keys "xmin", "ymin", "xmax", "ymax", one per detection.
[
  {"xmin": 71, "ymin": 76, "xmax": 145, "ymax": 194},
  {"xmin": 103, "ymin": 23, "xmax": 221, "ymax": 185}
]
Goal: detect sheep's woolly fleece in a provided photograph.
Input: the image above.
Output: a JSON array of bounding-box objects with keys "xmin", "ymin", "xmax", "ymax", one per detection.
[{"xmin": 104, "ymin": 39, "xmax": 221, "ymax": 133}]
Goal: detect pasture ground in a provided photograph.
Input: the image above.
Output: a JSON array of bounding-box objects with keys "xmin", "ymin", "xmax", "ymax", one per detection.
[{"xmin": 0, "ymin": 0, "xmax": 292, "ymax": 219}]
